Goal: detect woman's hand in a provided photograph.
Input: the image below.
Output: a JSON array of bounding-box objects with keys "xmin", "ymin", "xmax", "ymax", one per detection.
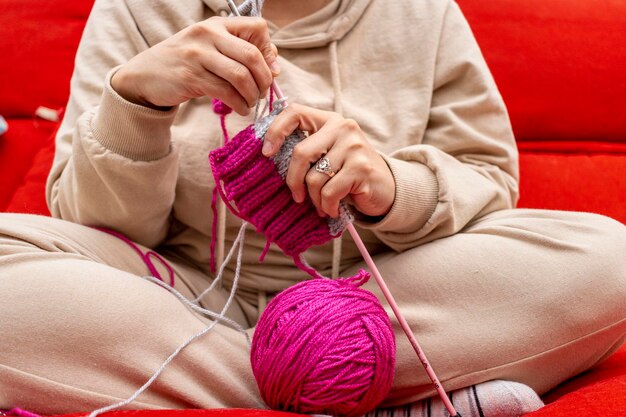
[
  {"xmin": 111, "ymin": 17, "xmax": 280, "ymax": 115},
  {"xmin": 264, "ymin": 103, "xmax": 396, "ymax": 219}
]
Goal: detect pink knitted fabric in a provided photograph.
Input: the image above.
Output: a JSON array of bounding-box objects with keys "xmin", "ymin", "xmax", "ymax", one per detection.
[{"xmin": 209, "ymin": 107, "xmax": 353, "ymax": 278}]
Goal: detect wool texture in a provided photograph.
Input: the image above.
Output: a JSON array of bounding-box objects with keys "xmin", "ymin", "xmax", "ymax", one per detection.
[
  {"xmin": 250, "ymin": 270, "xmax": 396, "ymax": 417},
  {"xmin": 209, "ymin": 105, "xmax": 353, "ymax": 279}
]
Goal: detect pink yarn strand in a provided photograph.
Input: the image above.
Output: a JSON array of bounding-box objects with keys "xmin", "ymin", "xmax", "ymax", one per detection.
[
  {"xmin": 145, "ymin": 251, "xmax": 176, "ymax": 287},
  {"xmin": 293, "ymin": 255, "xmax": 327, "ymax": 280},
  {"xmin": 2, "ymin": 409, "xmax": 42, "ymax": 417},
  {"xmin": 94, "ymin": 227, "xmax": 175, "ymax": 287},
  {"xmin": 259, "ymin": 239, "xmax": 272, "ymax": 262},
  {"xmin": 219, "ymin": 114, "xmax": 230, "ymax": 143},
  {"xmin": 209, "ymin": 99, "xmax": 233, "ymax": 274}
]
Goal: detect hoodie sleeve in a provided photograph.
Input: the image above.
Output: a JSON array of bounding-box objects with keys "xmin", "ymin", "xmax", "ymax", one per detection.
[
  {"xmin": 355, "ymin": 0, "xmax": 519, "ymax": 251},
  {"xmin": 45, "ymin": 0, "xmax": 179, "ymax": 248}
]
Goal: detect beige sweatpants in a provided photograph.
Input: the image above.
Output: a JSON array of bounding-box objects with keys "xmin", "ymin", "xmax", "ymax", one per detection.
[{"xmin": 1, "ymin": 210, "xmax": 625, "ymax": 414}]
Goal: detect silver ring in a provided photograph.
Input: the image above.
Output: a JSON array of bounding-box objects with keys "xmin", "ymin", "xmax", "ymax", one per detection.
[{"xmin": 315, "ymin": 157, "xmax": 336, "ymax": 178}]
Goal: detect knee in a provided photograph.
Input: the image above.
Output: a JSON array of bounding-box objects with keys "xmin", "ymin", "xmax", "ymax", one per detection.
[
  {"xmin": 0, "ymin": 213, "xmax": 49, "ymax": 255},
  {"xmin": 583, "ymin": 213, "xmax": 626, "ymax": 276},
  {"xmin": 577, "ymin": 213, "xmax": 626, "ymax": 318}
]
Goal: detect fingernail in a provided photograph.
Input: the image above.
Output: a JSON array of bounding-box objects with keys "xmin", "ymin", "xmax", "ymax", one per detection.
[
  {"xmin": 270, "ymin": 61, "xmax": 281, "ymax": 76},
  {"xmin": 262, "ymin": 141, "xmax": 272, "ymax": 156},
  {"xmin": 292, "ymin": 192, "xmax": 303, "ymax": 203}
]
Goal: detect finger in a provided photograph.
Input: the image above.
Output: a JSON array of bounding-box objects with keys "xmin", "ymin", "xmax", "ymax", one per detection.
[
  {"xmin": 264, "ymin": 103, "xmax": 336, "ymax": 157},
  {"xmin": 201, "ymin": 50, "xmax": 260, "ymax": 108},
  {"xmin": 319, "ymin": 170, "xmax": 353, "ymax": 218},
  {"xmin": 286, "ymin": 123, "xmax": 338, "ymax": 203},
  {"xmin": 305, "ymin": 150, "xmax": 345, "ymax": 217},
  {"xmin": 214, "ymin": 33, "xmax": 274, "ymax": 99},
  {"xmin": 224, "ymin": 17, "xmax": 281, "ymax": 76},
  {"xmin": 196, "ymin": 71, "xmax": 250, "ymax": 116}
]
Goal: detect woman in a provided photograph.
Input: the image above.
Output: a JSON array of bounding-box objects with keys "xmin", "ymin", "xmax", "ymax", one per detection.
[{"xmin": 1, "ymin": 0, "xmax": 624, "ymax": 416}]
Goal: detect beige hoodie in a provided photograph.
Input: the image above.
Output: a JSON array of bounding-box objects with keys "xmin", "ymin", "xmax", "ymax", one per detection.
[{"xmin": 46, "ymin": 0, "xmax": 518, "ymax": 318}]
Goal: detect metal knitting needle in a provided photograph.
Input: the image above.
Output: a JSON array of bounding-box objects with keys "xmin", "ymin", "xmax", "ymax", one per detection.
[{"xmin": 225, "ymin": 1, "xmax": 460, "ymax": 415}]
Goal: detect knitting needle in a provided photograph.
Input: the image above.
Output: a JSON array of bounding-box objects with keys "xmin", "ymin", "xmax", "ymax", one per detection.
[
  {"xmin": 346, "ymin": 223, "xmax": 460, "ymax": 416},
  {"xmin": 225, "ymin": 1, "xmax": 459, "ymax": 415}
]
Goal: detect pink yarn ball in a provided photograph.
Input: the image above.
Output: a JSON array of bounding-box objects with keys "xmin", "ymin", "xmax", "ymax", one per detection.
[{"xmin": 251, "ymin": 270, "xmax": 396, "ymax": 417}]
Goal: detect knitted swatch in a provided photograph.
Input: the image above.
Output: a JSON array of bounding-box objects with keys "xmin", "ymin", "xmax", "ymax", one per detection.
[{"xmin": 209, "ymin": 104, "xmax": 353, "ymax": 279}]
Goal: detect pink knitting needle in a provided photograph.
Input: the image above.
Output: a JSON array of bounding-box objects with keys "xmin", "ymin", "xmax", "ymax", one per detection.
[
  {"xmin": 346, "ymin": 223, "xmax": 459, "ymax": 416},
  {"xmin": 227, "ymin": 2, "xmax": 459, "ymax": 415}
]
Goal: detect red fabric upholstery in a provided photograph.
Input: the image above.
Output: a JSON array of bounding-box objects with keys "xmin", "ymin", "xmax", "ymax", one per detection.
[
  {"xmin": 0, "ymin": 0, "xmax": 93, "ymax": 118},
  {"xmin": 457, "ymin": 0, "xmax": 626, "ymax": 143},
  {"xmin": 0, "ymin": 0, "xmax": 624, "ymax": 415},
  {"xmin": 518, "ymin": 152, "xmax": 626, "ymax": 222},
  {"xmin": 0, "ymin": 0, "xmax": 91, "ymax": 213},
  {"xmin": 0, "ymin": 119, "xmax": 56, "ymax": 212},
  {"xmin": 457, "ymin": 0, "xmax": 626, "ymax": 225}
]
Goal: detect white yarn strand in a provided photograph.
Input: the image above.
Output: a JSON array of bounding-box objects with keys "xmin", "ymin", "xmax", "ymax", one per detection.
[
  {"xmin": 88, "ymin": 221, "xmax": 249, "ymax": 417},
  {"xmin": 146, "ymin": 276, "xmax": 250, "ymax": 342},
  {"xmin": 193, "ymin": 221, "xmax": 248, "ymax": 303}
]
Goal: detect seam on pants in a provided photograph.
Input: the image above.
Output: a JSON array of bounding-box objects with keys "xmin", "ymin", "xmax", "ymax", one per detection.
[
  {"xmin": 0, "ymin": 363, "xmax": 164, "ymax": 410},
  {"xmin": 443, "ymin": 316, "xmax": 626, "ymax": 384}
]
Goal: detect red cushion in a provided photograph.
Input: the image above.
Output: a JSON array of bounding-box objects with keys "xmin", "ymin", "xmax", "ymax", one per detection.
[
  {"xmin": 5, "ymin": 131, "xmax": 55, "ymax": 215},
  {"xmin": 517, "ymin": 151, "xmax": 626, "ymax": 224},
  {"xmin": 0, "ymin": 118, "xmax": 56, "ymax": 211},
  {"xmin": 0, "ymin": 0, "xmax": 93, "ymax": 118},
  {"xmin": 457, "ymin": 0, "xmax": 626, "ymax": 143}
]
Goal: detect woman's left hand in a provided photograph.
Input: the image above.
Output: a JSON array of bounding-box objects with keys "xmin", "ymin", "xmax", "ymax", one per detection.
[{"xmin": 263, "ymin": 103, "xmax": 395, "ymax": 219}]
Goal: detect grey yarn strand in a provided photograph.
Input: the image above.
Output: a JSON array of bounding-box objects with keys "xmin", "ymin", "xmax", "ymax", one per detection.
[
  {"xmin": 237, "ymin": 0, "xmax": 264, "ymax": 17},
  {"xmin": 88, "ymin": 221, "xmax": 249, "ymax": 417},
  {"xmin": 193, "ymin": 218, "xmax": 251, "ymax": 303},
  {"xmin": 147, "ymin": 276, "xmax": 250, "ymax": 344}
]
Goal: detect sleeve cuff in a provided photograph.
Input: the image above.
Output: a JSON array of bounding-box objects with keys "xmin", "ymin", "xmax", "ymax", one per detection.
[
  {"xmin": 91, "ymin": 67, "xmax": 178, "ymax": 161},
  {"xmin": 355, "ymin": 154, "xmax": 439, "ymax": 233}
]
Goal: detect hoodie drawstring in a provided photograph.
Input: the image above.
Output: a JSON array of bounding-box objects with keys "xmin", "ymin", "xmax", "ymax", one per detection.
[{"xmin": 329, "ymin": 40, "xmax": 343, "ymax": 279}]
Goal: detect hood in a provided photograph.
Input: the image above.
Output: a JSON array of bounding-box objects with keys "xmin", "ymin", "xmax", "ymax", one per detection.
[{"xmin": 202, "ymin": 0, "xmax": 372, "ymax": 48}]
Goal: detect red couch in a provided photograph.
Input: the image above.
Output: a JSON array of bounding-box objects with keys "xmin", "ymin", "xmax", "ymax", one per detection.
[{"xmin": 1, "ymin": 0, "xmax": 624, "ymax": 416}]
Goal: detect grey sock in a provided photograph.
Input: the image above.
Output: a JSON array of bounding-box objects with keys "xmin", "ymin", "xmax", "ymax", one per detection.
[{"xmin": 366, "ymin": 380, "xmax": 544, "ymax": 417}]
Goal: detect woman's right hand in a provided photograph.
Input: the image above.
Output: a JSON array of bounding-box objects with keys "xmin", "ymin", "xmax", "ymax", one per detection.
[{"xmin": 111, "ymin": 16, "xmax": 279, "ymax": 115}]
